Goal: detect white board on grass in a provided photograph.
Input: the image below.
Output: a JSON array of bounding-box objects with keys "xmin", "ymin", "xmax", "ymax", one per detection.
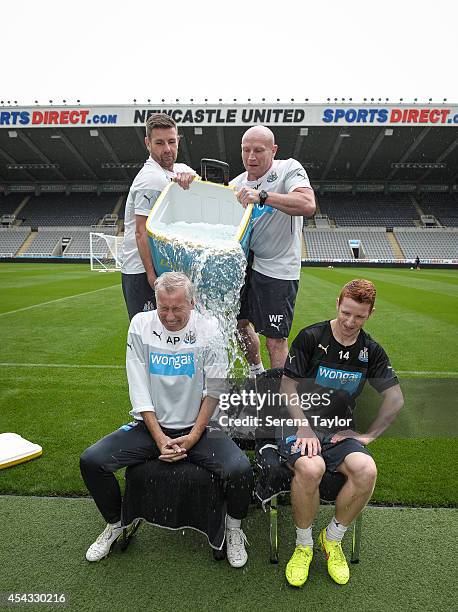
[{"xmin": 0, "ymin": 433, "xmax": 42, "ymax": 469}]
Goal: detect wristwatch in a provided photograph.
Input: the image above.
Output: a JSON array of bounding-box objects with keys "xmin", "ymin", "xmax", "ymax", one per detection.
[{"xmin": 258, "ymin": 189, "xmax": 268, "ymax": 205}]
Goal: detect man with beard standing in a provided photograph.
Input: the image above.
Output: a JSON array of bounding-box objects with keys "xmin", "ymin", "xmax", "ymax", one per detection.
[{"xmin": 121, "ymin": 113, "xmax": 196, "ymax": 320}]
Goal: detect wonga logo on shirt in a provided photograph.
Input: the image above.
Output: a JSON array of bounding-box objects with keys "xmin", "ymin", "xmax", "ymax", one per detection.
[
  {"xmin": 149, "ymin": 352, "xmax": 195, "ymax": 378},
  {"xmin": 315, "ymin": 366, "xmax": 362, "ymax": 395}
]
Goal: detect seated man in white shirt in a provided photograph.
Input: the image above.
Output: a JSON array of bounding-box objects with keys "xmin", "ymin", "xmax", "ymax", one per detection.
[{"xmin": 80, "ymin": 272, "xmax": 253, "ymax": 567}]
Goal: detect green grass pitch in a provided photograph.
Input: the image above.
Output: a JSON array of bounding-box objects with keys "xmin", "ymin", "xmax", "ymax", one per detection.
[
  {"xmin": 0, "ymin": 263, "xmax": 457, "ymax": 504},
  {"xmin": 0, "ymin": 263, "xmax": 457, "ymax": 610}
]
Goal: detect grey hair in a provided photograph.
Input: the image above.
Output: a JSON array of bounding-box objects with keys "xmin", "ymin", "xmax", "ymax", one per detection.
[{"xmin": 154, "ymin": 272, "xmax": 196, "ymax": 303}]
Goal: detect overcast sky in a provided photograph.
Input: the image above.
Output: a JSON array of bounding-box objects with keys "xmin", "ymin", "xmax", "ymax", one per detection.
[{"xmin": 1, "ymin": 0, "xmax": 456, "ymax": 106}]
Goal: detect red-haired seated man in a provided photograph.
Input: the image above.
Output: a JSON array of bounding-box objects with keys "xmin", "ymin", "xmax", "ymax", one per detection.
[{"xmin": 280, "ymin": 279, "xmax": 404, "ymax": 587}]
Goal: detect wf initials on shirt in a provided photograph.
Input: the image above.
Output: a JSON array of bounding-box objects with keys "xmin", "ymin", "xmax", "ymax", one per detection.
[{"xmin": 269, "ymin": 314, "xmax": 284, "ymax": 331}]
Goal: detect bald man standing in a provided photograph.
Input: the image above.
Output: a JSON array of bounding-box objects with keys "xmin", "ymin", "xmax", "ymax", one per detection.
[{"xmin": 231, "ymin": 126, "xmax": 316, "ymax": 372}]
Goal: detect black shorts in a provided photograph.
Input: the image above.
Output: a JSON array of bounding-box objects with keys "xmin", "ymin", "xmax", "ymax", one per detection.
[
  {"xmin": 278, "ymin": 433, "xmax": 372, "ymax": 473},
  {"xmin": 121, "ymin": 272, "xmax": 156, "ymax": 321},
  {"xmin": 238, "ymin": 268, "xmax": 299, "ymax": 339}
]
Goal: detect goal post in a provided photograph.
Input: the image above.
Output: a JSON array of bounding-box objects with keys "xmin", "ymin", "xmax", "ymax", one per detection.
[{"xmin": 90, "ymin": 232, "xmax": 122, "ymax": 272}]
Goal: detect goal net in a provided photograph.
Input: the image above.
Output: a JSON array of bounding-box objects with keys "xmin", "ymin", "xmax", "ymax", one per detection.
[{"xmin": 90, "ymin": 232, "xmax": 122, "ymax": 272}]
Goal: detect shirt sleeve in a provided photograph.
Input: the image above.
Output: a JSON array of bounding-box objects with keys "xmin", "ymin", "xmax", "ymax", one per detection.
[
  {"xmin": 133, "ymin": 187, "xmax": 163, "ymax": 217},
  {"xmin": 367, "ymin": 342, "xmax": 399, "ymax": 393},
  {"xmin": 284, "ymin": 159, "xmax": 312, "ymax": 193},
  {"xmin": 126, "ymin": 316, "xmax": 155, "ymax": 416},
  {"xmin": 283, "ymin": 328, "xmax": 314, "ymax": 380}
]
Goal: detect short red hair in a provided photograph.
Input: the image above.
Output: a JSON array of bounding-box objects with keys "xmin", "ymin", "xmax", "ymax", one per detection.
[{"xmin": 338, "ymin": 279, "xmax": 376, "ymax": 310}]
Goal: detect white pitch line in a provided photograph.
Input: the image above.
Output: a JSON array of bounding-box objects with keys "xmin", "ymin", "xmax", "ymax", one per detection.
[
  {"xmin": 0, "ymin": 363, "xmax": 456, "ymax": 376},
  {"xmin": 398, "ymin": 370, "xmax": 458, "ymax": 376},
  {"xmin": 0, "ymin": 362, "xmax": 124, "ymax": 369},
  {"xmin": 0, "ymin": 284, "xmax": 118, "ymax": 317}
]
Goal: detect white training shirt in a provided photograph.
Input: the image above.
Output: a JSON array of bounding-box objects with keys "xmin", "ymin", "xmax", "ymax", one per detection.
[
  {"xmin": 121, "ymin": 157, "xmax": 194, "ymax": 274},
  {"xmin": 126, "ymin": 309, "xmax": 227, "ymax": 429},
  {"xmin": 230, "ymin": 158, "xmax": 312, "ymax": 280}
]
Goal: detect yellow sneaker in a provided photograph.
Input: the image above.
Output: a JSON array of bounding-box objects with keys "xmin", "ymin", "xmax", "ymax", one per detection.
[
  {"xmin": 285, "ymin": 544, "xmax": 313, "ymax": 587},
  {"xmin": 319, "ymin": 528, "xmax": 350, "ymax": 585}
]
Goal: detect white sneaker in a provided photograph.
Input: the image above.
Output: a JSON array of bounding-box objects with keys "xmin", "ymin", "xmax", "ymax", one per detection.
[
  {"xmin": 226, "ymin": 527, "xmax": 248, "ymax": 568},
  {"xmin": 86, "ymin": 522, "xmax": 123, "ymax": 562}
]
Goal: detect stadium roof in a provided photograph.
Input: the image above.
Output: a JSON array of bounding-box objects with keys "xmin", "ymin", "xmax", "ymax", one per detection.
[{"xmin": 0, "ymin": 103, "xmax": 457, "ymax": 189}]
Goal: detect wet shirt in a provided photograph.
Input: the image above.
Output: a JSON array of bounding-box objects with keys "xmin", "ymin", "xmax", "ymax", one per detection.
[{"xmin": 127, "ymin": 309, "xmax": 227, "ymax": 429}]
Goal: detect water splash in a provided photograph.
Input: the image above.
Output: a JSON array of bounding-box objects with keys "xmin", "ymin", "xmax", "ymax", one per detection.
[{"xmin": 152, "ymin": 221, "xmax": 248, "ymax": 375}]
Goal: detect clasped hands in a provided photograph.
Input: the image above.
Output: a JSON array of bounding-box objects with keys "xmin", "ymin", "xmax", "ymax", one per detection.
[{"xmin": 158, "ymin": 434, "xmax": 196, "ymax": 463}]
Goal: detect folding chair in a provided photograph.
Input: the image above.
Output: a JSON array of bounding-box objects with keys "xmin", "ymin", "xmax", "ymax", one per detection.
[{"xmin": 255, "ymin": 442, "xmax": 363, "ymax": 564}]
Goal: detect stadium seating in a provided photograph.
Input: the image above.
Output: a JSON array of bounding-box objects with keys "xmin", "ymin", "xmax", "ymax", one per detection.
[
  {"xmin": 0, "ymin": 194, "xmax": 26, "ymax": 215},
  {"xmin": 419, "ymin": 193, "xmax": 458, "ymax": 227},
  {"xmin": 64, "ymin": 227, "xmax": 118, "ymax": 257},
  {"xmin": 20, "ymin": 194, "xmax": 119, "ymax": 227},
  {"xmin": 0, "ymin": 227, "xmax": 31, "ymax": 256},
  {"xmin": 21, "ymin": 227, "xmax": 118, "ymax": 257},
  {"xmin": 304, "ymin": 228, "xmax": 396, "ymax": 259},
  {"xmin": 393, "ymin": 228, "xmax": 458, "ymax": 259},
  {"xmin": 318, "ymin": 193, "xmax": 418, "ymax": 227}
]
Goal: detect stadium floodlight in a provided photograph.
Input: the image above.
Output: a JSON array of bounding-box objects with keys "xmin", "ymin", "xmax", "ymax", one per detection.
[
  {"xmin": 8, "ymin": 131, "xmax": 17, "ymax": 138},
  {"xmin": 194, "ymin": 127, "xmax": 203, "ymax": 135},
  {"xmin": 385, "ymin": 128, "xmax": 394, "ymax": 136},
  {"xmin": 90, "ymin": 129, "xmax": 99, "ymax": 137},
  {"xmin": 300, "ymin": 128, "xmax": 309, "ymax": 136},
  {"xmin": 90, "ymin": 232, "xmax": 122, "ymax": 272}
]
